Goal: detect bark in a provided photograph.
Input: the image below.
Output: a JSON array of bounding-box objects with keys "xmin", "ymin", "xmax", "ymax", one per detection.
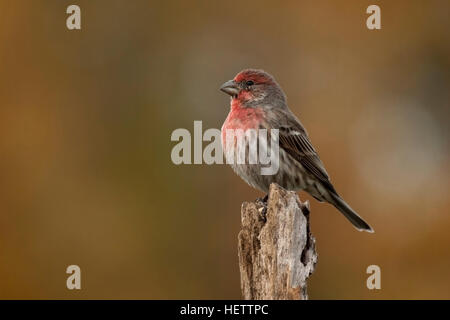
[{"xmin": 238, "ymin": 183, "xmax": 318, "ymax": 300}]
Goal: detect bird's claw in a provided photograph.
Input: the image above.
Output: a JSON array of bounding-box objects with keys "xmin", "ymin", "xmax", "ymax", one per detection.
[
  {"xmin": 256, "ymin": 193, "xmax": 269, "ymax": 222},
  {"xmin": 258, "ymin": 206, "xmax": 267, "ymax": 222}
]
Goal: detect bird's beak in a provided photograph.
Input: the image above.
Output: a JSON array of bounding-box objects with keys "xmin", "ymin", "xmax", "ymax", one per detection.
[{"xmin": 220, "ymin": 80, "xmax": 239, "ymax": 97}]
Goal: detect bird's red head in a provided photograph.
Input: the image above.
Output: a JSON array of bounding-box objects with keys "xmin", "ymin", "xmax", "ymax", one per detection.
[
  {"xmin": 220, "ymin": 69, "xmax": 286, "ymax": 109},
  {"xmin": 233, "ymin": 69, "xmax": 276, "ymax": 85}
]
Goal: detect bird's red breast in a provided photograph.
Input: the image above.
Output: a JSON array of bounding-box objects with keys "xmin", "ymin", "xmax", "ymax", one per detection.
[{"xmin": 221, "ymin": 99, "xmax": 264, "ymax": 151}]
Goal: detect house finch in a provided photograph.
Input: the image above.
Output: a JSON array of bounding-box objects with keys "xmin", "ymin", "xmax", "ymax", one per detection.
[{"xmin": 220, "ymin": 69, "xmax": 373, "ymax": 232}]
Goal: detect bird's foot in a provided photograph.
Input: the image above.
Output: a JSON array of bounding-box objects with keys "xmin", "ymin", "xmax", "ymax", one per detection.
[
  {"xmin": 257, "ymin": 206, "xmax": 267, "ymax": 223},
  {"xmin": 256, "ymin": 194, "xmax": 269, "ymax": 204},
  {"xmin": 256, "ymin": 194, "xmax": 269, "ymax": 222}
]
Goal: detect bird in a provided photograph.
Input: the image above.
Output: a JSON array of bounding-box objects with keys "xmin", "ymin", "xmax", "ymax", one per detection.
[{"xmin": 220, "ymin": 69, "xmax": 373, "ymax": 232}]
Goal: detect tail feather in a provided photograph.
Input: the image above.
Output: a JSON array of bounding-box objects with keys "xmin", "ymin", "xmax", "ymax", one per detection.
[{"xmin": 329, "ymin": 192, "xmax": 374, "ymax": 233}]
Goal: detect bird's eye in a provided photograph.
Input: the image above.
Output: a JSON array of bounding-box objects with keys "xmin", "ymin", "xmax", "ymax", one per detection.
[{"xmin": 245, "ymin": 80, "xmax": 254, "ymax": 86}]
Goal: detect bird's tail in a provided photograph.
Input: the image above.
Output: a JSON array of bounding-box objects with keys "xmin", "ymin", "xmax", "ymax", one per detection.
[{"xmin": 329, "ymin": 192, "xmax": 374, "ymax": 233}]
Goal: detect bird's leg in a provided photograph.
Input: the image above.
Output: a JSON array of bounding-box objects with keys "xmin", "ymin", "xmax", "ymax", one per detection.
[
  {"xmin": 256, "ymin": 194, "xmax": 269, "ymax": 203},
  {"xmin": 260, "ymin": 207, "xmax": 267, "ymax": 222}
]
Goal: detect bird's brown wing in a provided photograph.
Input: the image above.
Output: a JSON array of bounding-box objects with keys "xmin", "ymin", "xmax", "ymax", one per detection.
[{"xmin": 277, "ymin": 118, "xmax": 337, "ymax": 194}]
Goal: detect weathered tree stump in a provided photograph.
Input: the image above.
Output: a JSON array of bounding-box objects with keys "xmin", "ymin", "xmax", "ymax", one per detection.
[{"xmin": 238, "ymin": 183, "xmax": 318, "ymax": 300}]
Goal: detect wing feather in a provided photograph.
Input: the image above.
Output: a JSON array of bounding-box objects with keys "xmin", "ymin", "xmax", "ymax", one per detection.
[{"xmin": 272, "ymin": 109, "xmax": 337, "ymax": 194}]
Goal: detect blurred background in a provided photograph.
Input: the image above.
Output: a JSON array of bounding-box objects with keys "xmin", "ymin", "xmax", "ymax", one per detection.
[{"xmin": 0, "ymin": 0, "xmax": 449, "ymax": 299}]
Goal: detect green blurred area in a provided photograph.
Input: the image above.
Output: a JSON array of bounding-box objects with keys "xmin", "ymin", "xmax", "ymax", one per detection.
[{"xmin": 0, "ymin": 0, "xmax": 449, "ymax": 299}]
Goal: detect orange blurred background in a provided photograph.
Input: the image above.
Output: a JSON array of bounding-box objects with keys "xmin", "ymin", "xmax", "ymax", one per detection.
[{"xmin": 0, "ymin": 0, "xmax": 449, "ymax": 299}]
